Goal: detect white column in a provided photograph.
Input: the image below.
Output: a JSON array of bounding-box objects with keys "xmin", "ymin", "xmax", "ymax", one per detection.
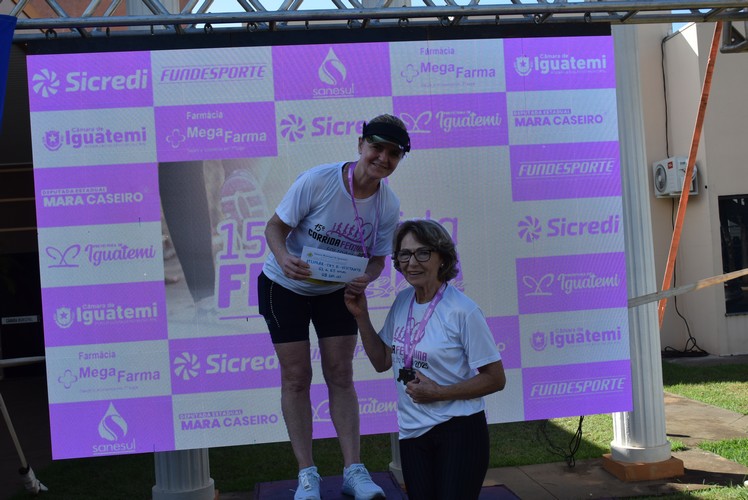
[
  {"xmin": 610, "ymin": 24, "xmax": 671, "ymax": 464},
  {"xmin": 152, "ymin": 449, "xmax": 215, "ymax": 500}
]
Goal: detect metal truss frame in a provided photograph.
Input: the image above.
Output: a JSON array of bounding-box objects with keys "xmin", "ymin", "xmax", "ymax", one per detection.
[{"xmin": 4, "ymin": 0, "xmax": 748, "ymax": 52}]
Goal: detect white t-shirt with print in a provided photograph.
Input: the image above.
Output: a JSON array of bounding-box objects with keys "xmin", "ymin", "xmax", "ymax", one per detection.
[
  {"xmin": 263, "ymin": 162, "xmax": 400, "ymax": 296},
  {"xmin": 379, "ymin": 284, "xmax": 501, "ymax": 439}
]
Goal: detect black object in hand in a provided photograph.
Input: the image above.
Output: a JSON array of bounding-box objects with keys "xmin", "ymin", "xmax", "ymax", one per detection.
[{"xmin": 397, "ymin": 368, "xmax": 416, "ymax": 385}]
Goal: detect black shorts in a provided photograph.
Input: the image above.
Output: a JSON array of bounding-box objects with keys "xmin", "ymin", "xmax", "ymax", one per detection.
[{"xmin": 257, "ymin": 272, "xmax": 358, "ymax": 344}]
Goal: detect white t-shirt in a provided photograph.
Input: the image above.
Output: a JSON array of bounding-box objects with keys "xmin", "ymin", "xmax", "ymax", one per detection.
[
  {"xmin": 379, "ymin": 284, "xmax": 502, "ymax": 439},
  {"xmin": 263, "ymin": 162, "xmax": 400, "ymax": 296}
]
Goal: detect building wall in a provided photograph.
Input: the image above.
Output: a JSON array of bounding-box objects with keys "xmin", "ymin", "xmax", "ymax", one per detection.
[{"xmin": 654, "ymin": 23, "xmax": 748, "ymax": 356}]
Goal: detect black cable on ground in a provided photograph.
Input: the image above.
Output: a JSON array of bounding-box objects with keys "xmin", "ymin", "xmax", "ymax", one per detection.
[{"xmin": 536, "ymin": 416, "xmax": 584, "ymax": 468}]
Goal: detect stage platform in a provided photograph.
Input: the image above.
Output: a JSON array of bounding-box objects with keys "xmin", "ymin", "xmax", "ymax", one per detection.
[{"xmin": 253, "ymin": 471, "xmax": 521, "ymax": 499}]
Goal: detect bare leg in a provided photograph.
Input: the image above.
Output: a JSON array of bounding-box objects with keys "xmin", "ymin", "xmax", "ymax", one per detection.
[
  {"xmin": 274, "ymin": 340, "xmax": 314, "ymax": 470},
  {"xmin": 319, "ymin": 335, "xmax": 360, "ymax": 467}
]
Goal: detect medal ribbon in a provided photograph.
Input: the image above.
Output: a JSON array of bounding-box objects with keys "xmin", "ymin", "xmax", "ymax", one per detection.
[
  {"xmin": 403, "ymin": 283, "xmax": 447, "ymax": 369},
  {"xmin": 347, "ymin": 163, "xmax": 380, "ymax": 259}
]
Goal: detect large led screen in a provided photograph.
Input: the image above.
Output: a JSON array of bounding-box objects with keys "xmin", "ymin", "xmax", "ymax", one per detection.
[{"xmin": 27, "ymin": 30, "xmax": 631, "ymax": 459}]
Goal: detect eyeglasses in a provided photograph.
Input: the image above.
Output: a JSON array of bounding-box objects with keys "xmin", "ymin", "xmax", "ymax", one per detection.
[{"xmin": 395, "ymin": 248, "xmax": 433, "ymax": 263}]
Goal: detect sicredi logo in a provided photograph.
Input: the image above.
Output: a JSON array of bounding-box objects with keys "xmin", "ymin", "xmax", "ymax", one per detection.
[
  {"xmin": 517, "ymin": 214, "xmax": 621, "ymax": 242},
  {"xmin": 314, "ymin": 48, "xmax": 354, "ymax": 98},
  {"xmin": 94, "ymin": 402, "xmax": 137, "ymax": 455},
  {"xmin": 513, "ymin": 53, "xmax": 607, "ymax": 77},
  {"xmin": 53, "ymin": 301, "xmax": 159, "ymax": 329},
  {"xmin": 173, "ymin": 351, "xmax": 279, "ymax": 381},
  {"xmin": 279, "ymin": 114, "xmax": 364, "ymax": 143},
  {"xmin": 42, "ymin": 127, "xmax": 148, "ymax": 152},
  {"xmin": 32, "ymin": 68, "xmax": 149, "ymax": 98},
  {"xmin": 530, "ymin": 326, "xmax": 622, "ymax": 351}
]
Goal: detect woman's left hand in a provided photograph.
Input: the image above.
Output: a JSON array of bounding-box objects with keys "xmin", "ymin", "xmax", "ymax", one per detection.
[{"xmin": 405, "ymin": 371, "xmax": 442, "ymax": 404}]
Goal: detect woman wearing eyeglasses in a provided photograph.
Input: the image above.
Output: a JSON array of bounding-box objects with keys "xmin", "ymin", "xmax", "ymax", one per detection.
[{"xmin": 345, "ymin": 219, "xmax": 506, "ymax": 500}]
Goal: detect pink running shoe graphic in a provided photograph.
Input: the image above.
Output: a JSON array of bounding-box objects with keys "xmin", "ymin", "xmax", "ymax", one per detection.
[{"xmin": 220, "ymin": 168, "xmax": 269, "ymax": 223}]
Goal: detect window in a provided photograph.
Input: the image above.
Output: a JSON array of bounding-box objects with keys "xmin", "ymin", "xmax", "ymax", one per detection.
[{"xmin": 718, "ymin": 195, "xmax": 748, "ymax": 314}]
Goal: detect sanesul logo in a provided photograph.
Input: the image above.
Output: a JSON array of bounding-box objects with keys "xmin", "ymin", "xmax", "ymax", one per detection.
[{"xmin": 272, "ymin": 43, "xmax": 390, "ymax": 101}]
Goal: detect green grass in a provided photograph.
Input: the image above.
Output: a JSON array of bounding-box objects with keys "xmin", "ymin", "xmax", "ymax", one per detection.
[
  {"xmin": 662, "ymin": 361, "xmax": 748, "ymax": 414},
  {"xmin": 9, "ymin": 360, "xmax": 748, "ymax": 499}
]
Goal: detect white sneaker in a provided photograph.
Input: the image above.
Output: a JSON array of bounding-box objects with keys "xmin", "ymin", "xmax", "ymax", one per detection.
[
  {"xmin": 294, "ymin": 466, "xmax": 321, "ymax": 500},
  {"xmin": 342, "ymin": 463, "xmax": 385, "ymax": 499}
]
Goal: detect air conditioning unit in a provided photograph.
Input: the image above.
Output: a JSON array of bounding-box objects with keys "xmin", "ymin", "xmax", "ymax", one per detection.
[{"xmin": 652, "ymin": 157, "xmax": 699, "ymax": 198}]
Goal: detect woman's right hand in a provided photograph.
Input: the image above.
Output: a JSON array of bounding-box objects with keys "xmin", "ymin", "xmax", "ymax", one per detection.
[{"xmin": 280, "ymin": 254, "xmax": 311, "ymax": 280}]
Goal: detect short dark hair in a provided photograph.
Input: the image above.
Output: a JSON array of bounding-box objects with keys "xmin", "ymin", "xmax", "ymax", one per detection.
[{"xmin": 392, "ymin": 219, "xmax": 459, "ymax": 282}]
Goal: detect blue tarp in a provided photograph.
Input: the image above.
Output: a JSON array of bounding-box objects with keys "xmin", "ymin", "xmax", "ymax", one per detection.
[{"xmin": 0, "ymin": 15, "xmax": 17, "ymax": 132}]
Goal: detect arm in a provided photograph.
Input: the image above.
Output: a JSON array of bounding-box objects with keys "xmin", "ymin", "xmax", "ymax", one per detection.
[
  {"xmin": 405, "ymin": 360, "xmax": 506, "ymax": 405},
  {"xmin": 264, "ymin": 213, "xmax": 311, "ymax": 280},
  {"xmin": 344, "ymin": 291, "xmax": 392, "ymax": 373}
]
